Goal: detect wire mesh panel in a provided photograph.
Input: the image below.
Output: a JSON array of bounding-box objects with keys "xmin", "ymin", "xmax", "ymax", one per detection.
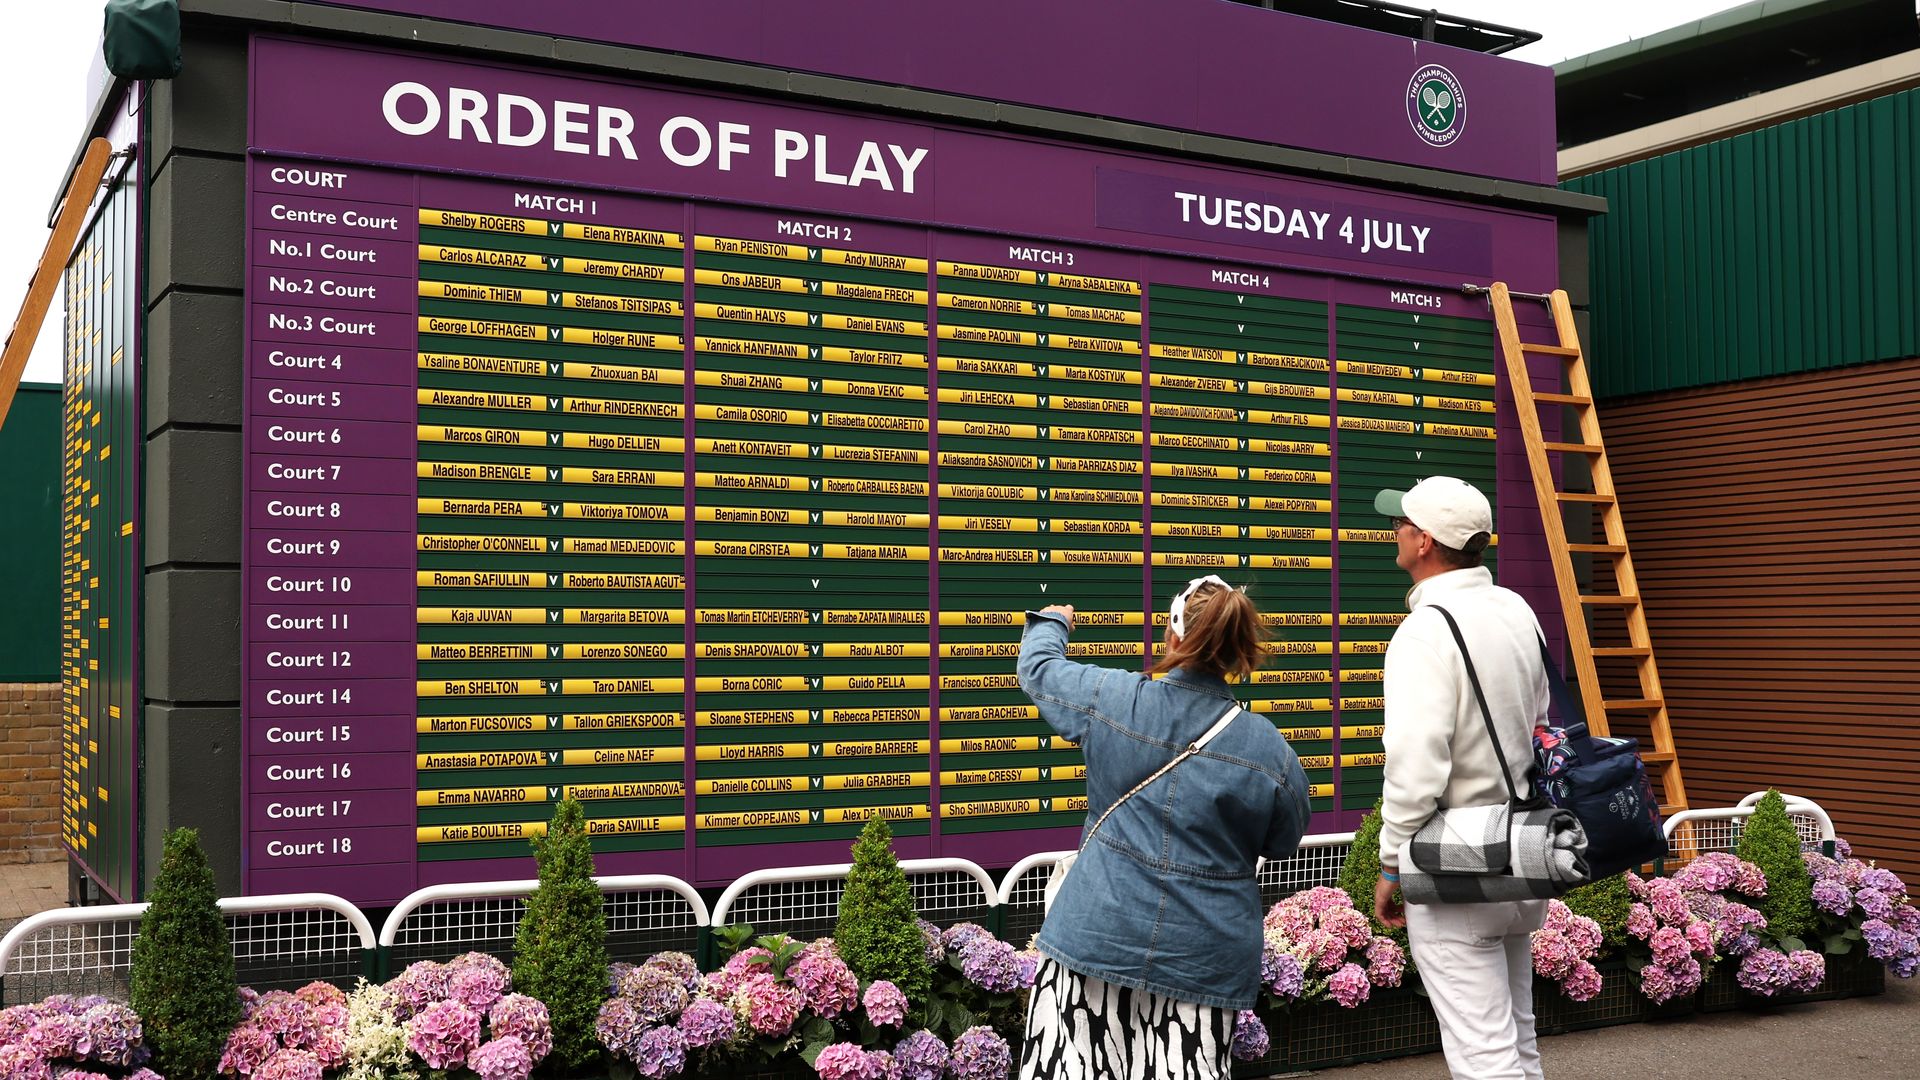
[
  {"xmin": 997, "ymin": 852, "xmax": 1070, "ymax": 948},
  {"xmin": 383, "ymin": 877, "xmax": 707, "ymax": 973},
  {"xmin": 1664, "ymin": 803, "xmax": 1835, "ymax": 868},
  {"xmin": 0, "ymin": 912, "xmax": 142, "ymax": 1005},
  {"xmin": 1257, "ymin": 833, "xmax": 1355, "ymax": 908},
  {"xmin": 0, "ymin": 897, "xmax": 374, "ymax": 1007},
  {"xmin": 712, "ymin": 860, "xmax": 996, "ymax": 942}
]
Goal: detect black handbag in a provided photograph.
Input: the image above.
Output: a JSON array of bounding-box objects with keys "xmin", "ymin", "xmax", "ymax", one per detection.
[{"xmin": 1531, "ymin": 636, "xmax": 1668, "ymax": 878}]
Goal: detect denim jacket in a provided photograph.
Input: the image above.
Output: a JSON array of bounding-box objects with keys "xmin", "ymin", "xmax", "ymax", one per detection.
[{"xmin": 1018, "ymin": 611, "xmax": 1312, "ymax": 1009}]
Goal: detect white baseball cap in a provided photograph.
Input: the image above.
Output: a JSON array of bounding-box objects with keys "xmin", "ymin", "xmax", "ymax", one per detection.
[{"xmin": 1374, "ymin": 476, "xmax": 1492, "ymax": 552}]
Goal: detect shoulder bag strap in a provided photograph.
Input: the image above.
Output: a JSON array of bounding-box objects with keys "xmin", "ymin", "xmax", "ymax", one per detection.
[
  {"xmin": 1078, "ymin": 700, "xmax": 1244, "ymax": 851},
  {"xmin": 1534, "ymin": 633, "xmax": 1602, "ymax": 761},
  {"xmin": 1429, "ymin": 605, "xmax": 1522, "ymax": 805}
]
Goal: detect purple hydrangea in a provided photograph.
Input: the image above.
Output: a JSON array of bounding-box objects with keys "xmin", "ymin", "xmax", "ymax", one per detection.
[
  {"xmin": 917, "ymin": 919, "xmax": 947, "ymax": 966},
  {"xmin": 1812, "ymin": 879, "xmax": 1853, "ymax": 916},
  {"xmin": 893, "ymin": 1028, "xmax": 949, "ymax": 1080},
  {"xmin": 1014, "ymin": 949, "xmax": 1041, "ymax": 989},
  {"xmin": 1858, "ymin": 888, "xmax": 1898, "ymax": 922},
  {"xmin": 1262, "ymin": 945, "xmax": 1305, "ymax": 1000},
  {"xmin": 1860, "ymin": 867, "xmax": 1906, "ymax": 898},
  {"xmin": 1327, "ymin": 962, "xmax": 1372, "ymax": 1008},
  {"xmin": 1229, "ymin": 1010, "xmax": 1269, "ymax": 1061},
  {"xmin": 862, "ymin": 980, "xmax": 909, "ymax": 1027},
  {"xmin": 1737, "ymin": 949, "xmax": 1793, "ymax": 996},
  {"xmin": 405, "ymin": 998, "xmax": 482, "ymax": 1070},
  {"xmin": 814, "ymin": 1041, "xmax": 887, "ymax": 1080},
  {"xmin": 78, "ymin": 1002, "xmax": 142, "ymax": 1067},
  {"xmin": 1636, "ymin": 961, "xmax": 1679, "ymax": 1004},
  {"xmin": 644, "ymin": 951, "xmax": 703, "ymax": 994},
  {"xmin": 942, "ymin": 923, "xmax": 994, "ymax": 957},
  {"xmin": 620, "ymin": 964, "xmax": 691, "ymax": 1025},
  {"xmin": 959, "ymin": 938, "xmax": 1023, "ymax": 994},
  {"xmin": 947, "ymin": 1026, "xmax": 1012, "ymax": 1080},
  {"xmin": 53, "ymin": 1072, "xmax": 111, "ymax": 1080},
  {"xmin": 23, "ymin": 1012, "xmax": 83, "ymax": 1059},
  {"xmin": 0, "ymin": 1004, "xmax": 41, "ymax": 1044},
  {"xmin": 127, "ymin": 1070, "xmax": 163, "ymax": 1080},
  {"xmin": 449, "ymin": 962, "xmax": 510, "ymax": 1012},
  {"xmin": 675, "ymin": 997, "xmax": 738, "ymax": 1049},
  {"xmin": 596, "ymin": 999, "xmax": 646, "ymax": 1060},
  {"xmin": 255, "ymin": 1048, "xmax": 324, "ymax": 1080},
  {"xmin": 389, "ymin": 961, "xmax": 453, "ymax": 1019},
  {"xmin": 632, "ymin": 1024, "xmax": 687, "ymax": 1080},
  {"xmin": 470, "ymin": 1035, "xmax": 534, "ymax": 1080},
  {"xmin": 608, "ymin": 962, "xmax": 638, "ymax": 996},
  {"xmin": 488, "ymin": 994, "xmax": 552, "ymax": 1062},
  {"xmin": 1785, "ymin": 950, "xmax": 1827, "ymax": 992},
  {"xmin": 237, "ymin": 986, "xmax": 262, "ymax": 1019}
]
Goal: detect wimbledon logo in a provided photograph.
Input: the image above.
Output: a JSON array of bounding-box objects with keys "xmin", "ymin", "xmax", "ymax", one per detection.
[{"xmin": 1407, "ymin": 64, "xmax": 1465, "ymax": 147}]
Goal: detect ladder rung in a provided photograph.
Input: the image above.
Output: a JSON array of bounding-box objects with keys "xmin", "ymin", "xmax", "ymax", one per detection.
[
  {"xmin": 1532, "ymin": 392, "xmax": 1593, "ymax": 406},
  {"xmin": 1603, "ymin": 698, "xmax": 1665, "ymax": 711},
  {"xmin": 1554, "ymin": 492, "xmax": 1615, "ymax": 504},
  {"xmin": 1641, "ymin": 752, "xmax": 1677, "ymax": 765},
  {"xmin": 1543, "ymin": 441, "xmax": 1605, "ymax": 454},
  {"xmin": 1579, "ymin": 594, "xmax": 1640, "ymax": 606},
  {"xmin": 1591, "ymin": 646, "xmax": 1652, "ymax": 658},
  {"xmin": 1658, "ymin": 804, "xmax": 1685, "ymax": 817},
  {"xmin": 1566, "ymin": 543, "xmax": 1627, "ymax": 555},
  {"xmin": 1521, "ymin": 343, "xmax": 1582, "ymax": 357}
]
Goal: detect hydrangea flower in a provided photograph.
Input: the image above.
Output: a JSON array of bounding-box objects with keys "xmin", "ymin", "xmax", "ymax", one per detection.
[
  {"xmin": 703, "ymin": 947, "xmax": 773, "ymax": 1000},
  {"xmin": 470, "ymin": 1035, "xmax": 534, "ymax": 1080},
  {"xmin": 676, "ymin": 997, "xmax": 738, "ymax": 1049},
  {"xmin": 1327, "ymin": 962, "xmax": 1371, "ymax": 1008},
  {"xmin": 1262, "ymin": 944, "xmax": 1305, "ymax": 1000},
  {"xmin": 1229, "ymin": 1010, "xmax": 1269, "ymax": 1061},
  {"xmin": 596, "ymin": 998, "xmax": 646, "ymax": 1060},
  {"xmin": 23, "ymin": 1012, "xmax": 82, "ymax": 1059},
  {"xmin": 620, "ymin": 964, "xmax": 691, "ymax": 1024},
  {"xmin": 959, "ymin": 937, "xmax": 1024, "ymax": 993},
  {"xmin": 1561, "ymin": 960, "xmax": 1603, "ymax": 1003},
  {"xmin": 449, "ymin": 962, "xmax": 510, "ymax": 1012},
  {"xmin": 219, "ymin": 1022, "xmax": 280, "ymax": 1076},
  {"xmin": 893, "ymin": 1029, "xmax": 949, "ymax": 1080},
  {"xmin": 488, "ymin": 993, "xmax": 552, "ymax": 1062},
  {"xmin": 862, "ymin": 980, "xmax": 908, "ymax": 1027},
  {"xmin": 631, "ymin": 1024, "xmax": 687, "ymax": 1080},
  {"xmin": 786, "ymin": 948, "xmax": 859, "ymax": 1018},
  {"xmin": 389, "ymin": 961, "xmax": 452, "ymax": 1020},
  {"xmin": 1364, "ymin": 937, "xmax": 1406, "ymax": 988},
  {"xmin": 0, "ymin": 1044, "xmax": 52, "ymax": 1080},
  {"xmin": 736, "ymin": 972, "xmax": 804, "ymax": 1038},
  {"xmin": 815, "ymin": 1041, "xmax": 887, "ymax": 1080},
  {"xmin": 947, "ymin": 1026, "xmax": 1011, "ymax": 1080},
  {"xmin": 917, "ymin": 919, "xmax": 947, "ymax": 966},
  {"xmin": 942, "ymin": 923, "xmax": 994, "ymax": 957},
  {"xmin": 0, "ymin": 1004, "xmax": 41, "ymax": 1044},
  {"xmin": 404, "ymin": 998, "xmax": 482, "ymax": 1070},
  {"xmin": 1813, "ymin": 878, "xmax": 1854, "ymax": 916},
  {"xmin": 1014, "ymin": 949, "xmax": 1041, "ymax": 989},
  {"xmin": 255, "ymin": 1048, "xmax": 324, "ymax": 1080},
  {"xmin": 295, "ymin": 981, "xmax": 347, "ymax": 1009},
  {"xmin": 78, "ymin": 1002, "xmax": 142, "ymax": 1067},
  {"xmin": 644, "ymin": 951, "xmax": 703, "ymax": 994}
]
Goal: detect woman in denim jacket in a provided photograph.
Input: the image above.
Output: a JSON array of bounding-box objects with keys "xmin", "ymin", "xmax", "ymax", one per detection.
[{"xmin": 1016, "ymin": 576, "xmax": 1312, "ymax": 1079}]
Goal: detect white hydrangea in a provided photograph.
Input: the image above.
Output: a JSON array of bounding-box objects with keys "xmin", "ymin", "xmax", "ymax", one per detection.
[{"xmin": 340, "ymin": 978, "xmax": 422, "ymax": 1080}]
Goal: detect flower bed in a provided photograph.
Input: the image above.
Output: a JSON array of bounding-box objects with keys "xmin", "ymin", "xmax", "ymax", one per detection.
[
  {"xmin": 1284, "ymin": 984, "xmax": 1441, "ymax": 1071},
  {"xmin": 1533, "ymin": 959, "xmax": 1643, "ymax": 1034}
]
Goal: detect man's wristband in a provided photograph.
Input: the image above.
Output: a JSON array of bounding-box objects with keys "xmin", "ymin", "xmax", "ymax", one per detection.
[{"xmin": 1379, "ymin": 869, "xmax": 1400, "ymax": 882}]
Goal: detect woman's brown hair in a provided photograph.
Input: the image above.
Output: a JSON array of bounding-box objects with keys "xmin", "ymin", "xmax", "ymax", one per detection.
[{"xmin": 1150, "ymin": 582, "xmax": 1269, "ymax": 679}]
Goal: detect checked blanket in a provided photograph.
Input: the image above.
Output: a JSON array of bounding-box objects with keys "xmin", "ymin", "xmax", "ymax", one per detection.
[{"xmin": 1398, "ymin": 802, "xmax": 1588, "ymax": 905}]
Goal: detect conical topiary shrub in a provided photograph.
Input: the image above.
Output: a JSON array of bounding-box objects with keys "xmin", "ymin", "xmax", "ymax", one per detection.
[
  {"xmin": 1736, "ymin": 789, "xmax": 1816, "ymax": 944},
  {"xmin": 512, "ymin": 797, "xmax": 608, "ymax": 1069},
  {"xmin": 834, "ymin": 816, "xmax": 933, "ymax": 1006},
  {"xmin": 129, "ymin": 827, "xmax": 242, "ymax": 1080}
]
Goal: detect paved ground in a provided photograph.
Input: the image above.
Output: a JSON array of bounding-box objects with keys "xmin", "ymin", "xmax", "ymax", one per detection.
[{"xmin": 2, "ymin": 860, "xmax": 1915, "ymax": 1075}]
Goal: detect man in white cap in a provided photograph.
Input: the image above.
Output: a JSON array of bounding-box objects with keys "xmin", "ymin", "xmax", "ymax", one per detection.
[{"xmin": 1369, "ymin": 476, "xmax": 1552, "ymax": 1080}]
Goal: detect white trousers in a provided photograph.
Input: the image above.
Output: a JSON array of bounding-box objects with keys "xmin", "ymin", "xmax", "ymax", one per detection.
[{"xmin": 1406, "ymin": 898, "xmax": 1548, "ymax": 1080}]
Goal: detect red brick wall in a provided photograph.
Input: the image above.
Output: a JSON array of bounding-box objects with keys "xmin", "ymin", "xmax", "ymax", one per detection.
[{"xmin": 3, "ymin": 683, "xmax": 64, "ymax": 863}]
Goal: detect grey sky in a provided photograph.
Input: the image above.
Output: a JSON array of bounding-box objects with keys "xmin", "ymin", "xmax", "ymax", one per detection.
[{"xmin": 1, "ymin": 1, "xmax": 1746, "ymax": 386}]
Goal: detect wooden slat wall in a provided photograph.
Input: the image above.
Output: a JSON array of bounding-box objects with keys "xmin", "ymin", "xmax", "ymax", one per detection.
[{"xmin": 1603, "ymin": 356, "xmax": 1920, "ymax": 879}]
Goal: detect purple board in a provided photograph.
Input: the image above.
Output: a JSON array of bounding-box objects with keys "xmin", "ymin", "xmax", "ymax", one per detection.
[
  {"xmin": 301, "ymin": 0, "xmax": 1556, "ymax": 183},
  {"xmin": 242, "ymin": 35, "xmax": 1562, "ymax": 904}
]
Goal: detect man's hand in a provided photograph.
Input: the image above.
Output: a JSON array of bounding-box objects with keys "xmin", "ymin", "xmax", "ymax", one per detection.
[
  {"xmin": 1038, "ymin": 604, "xmax": 1076, "ymax": 631},
  {"xmin": 1373, "ymin": 872, "xmax": 1406, "ymax": 929}
]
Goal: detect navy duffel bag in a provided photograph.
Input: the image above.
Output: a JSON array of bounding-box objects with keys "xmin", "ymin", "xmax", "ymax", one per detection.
[{"xmin": 1531, "ymin": 640, "xmax": 1668, "ymax": 879}]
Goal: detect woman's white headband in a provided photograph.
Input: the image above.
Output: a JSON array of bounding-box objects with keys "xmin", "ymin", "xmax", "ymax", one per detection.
[{"xmin": 1169, "ymin": 574, "xmax": 1233, "ymax": 638}]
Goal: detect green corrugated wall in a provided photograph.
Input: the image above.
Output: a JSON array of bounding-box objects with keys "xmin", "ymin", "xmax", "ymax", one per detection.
[
  {"xmin": 0, "ymin": 383, "xmax": 62, "ymax": 681},
  {"xmin": 1563, "ymin": 86, "xmax": 1920, "ymax": 400}
]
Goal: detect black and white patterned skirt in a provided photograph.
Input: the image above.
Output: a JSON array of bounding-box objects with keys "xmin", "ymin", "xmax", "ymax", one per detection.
[{"xmin": 1018, "ymin": 955, "xmax": 1234, "ymax": 1080}]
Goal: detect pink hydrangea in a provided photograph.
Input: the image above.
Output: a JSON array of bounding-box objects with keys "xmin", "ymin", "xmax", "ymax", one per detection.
[
  {"xmin": 218, "ymin": 1023, "xmax": 279, "ymax": 1076},
  {"xmin": 703, "ymin": 947, "xmax": 773, "ymax": 1000},
  {"xmin": 390, "ymin": 961, "xmax": 452, "ymax": 1019},
  {"xmin": 1561, "ymin": 960, "xmax": 1603, "ymax": 1003},
  {"xmin": 405, "ymin": 998, "xmax": 482, "ymax": 1070},
  {"xmin": 676, "ymin": 997, "xmax": 738, "ymax": 1049},
  {"xmin": 1625, "ymin": 903, "xmax": 1656, "ymax": 939},
  {"xmin": 620, "ymin": 964, "xmax": 691, "ymax": 1025},
  {"xmin": 814, "ymin": 1041, "xmax": 887, "ymax": 1080},
  {"xmin": 470, "ymin": 1035, "xmax": 534, "ymax": 1080},
  {"xmin": 643, "ymin": 951, "xmax": 703, "ymax": 994},
  {"xmin": 255, "ymin": 1048, "xmax": 324, "ymax": 1080},
  {"xmin": 488, "ymin": 994, "xmax": 552, "ymax": 1062},
  {"xmin": 1649, "ymin": 926, "xmax": 1691, "ymax": 968},
  {"xmin": 449, "ymin": 962, "xmax": 510, "ymax": 1011},
  {"xmin": 1531, "ymin": 929, "xmax": 1578, "ymax": 980},
  {"xmin": 862, "ymin": 980, "xmax": 909, "ymax": 1027},
  {"xmin": 787, "ymin": 949, "xmax": 859, "ymax": 1018},
  {"xmin": 1322, "ymin": 907, "xmax": 1372, "ymax": 950},
  {"xmin": 1327, "ymin": 963, "xmax": 1372, "ymax": 1008},
  {"xmin": 0, "ymin": 1044, "xmax": 52, "ymax": 1080},
  {"xmin": 295, "ymin": 981, "xmax": 346, "ymax": 1009},
  {"xmin": 737, "ymin": 972, "xmax": 804, "ymax": 1037}
]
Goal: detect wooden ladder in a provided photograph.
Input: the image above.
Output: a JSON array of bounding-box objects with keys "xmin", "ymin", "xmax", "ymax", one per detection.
[{"xmin": 1487, "ymin": 283, "xmax": 1688, "ymax": 818}]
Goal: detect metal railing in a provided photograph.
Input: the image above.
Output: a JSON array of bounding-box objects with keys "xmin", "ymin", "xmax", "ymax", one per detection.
[
  {"xmin": 0, "ymin": 893, "xmax": 374, "ymax": 1007},
  {"xmin": 710, "ymin": 858, "xmax": 998, "ymax": 945},
  {"xmin": 380, "ymin": 875, "xmax": 709, "ymax": 978},
  {"xmin": 0, "ymin": 798, "xmax": 1845, "ymax": 1004}
]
